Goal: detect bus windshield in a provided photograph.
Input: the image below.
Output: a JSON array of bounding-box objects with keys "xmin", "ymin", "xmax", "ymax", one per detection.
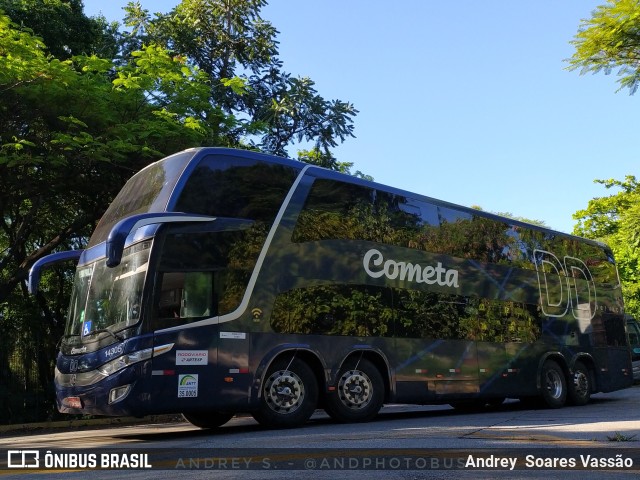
[{"xmin": 65, "ymin": 242, "xmax": 151, "ymax": 339}]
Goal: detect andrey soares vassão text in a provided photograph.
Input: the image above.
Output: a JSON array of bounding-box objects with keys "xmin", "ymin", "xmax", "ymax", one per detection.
[{"xmin": 465, "ymin": 453, "xmax": 634, "ymax": 470}]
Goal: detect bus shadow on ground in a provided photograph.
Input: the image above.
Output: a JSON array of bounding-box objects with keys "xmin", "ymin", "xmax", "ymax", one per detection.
[{"xmin": 110, "ymin": 392, "xmax": 635, "ymax": 442}]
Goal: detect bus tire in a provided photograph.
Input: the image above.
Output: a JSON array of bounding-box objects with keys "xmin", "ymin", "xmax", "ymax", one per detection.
[
  {"xmin": 252, "ymin": 357, "xmax": 318, "ymax": 429},
  {"xmin": 540, "ymin": 360, "xmax": 566, "ymax": 408},
  {"xmin": 325, "ymin": 358, "xmax": 384, "ymax": 423},
  {"xmin": 182, "ymin": 411, "xmax": 234, "ymax": 429},
  {"xmin": 568, "ymin": 360, "xmax": 591, "ymax": 406}
]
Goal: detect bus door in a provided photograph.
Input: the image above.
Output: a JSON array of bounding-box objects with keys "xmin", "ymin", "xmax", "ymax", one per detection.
[
  {"xmin": 150, "ymin": 268, "xmax": 251, "ymax": 410},
  {"xmin": 148, "ymin": 270, "xmax": 220, "ymax": 410}
]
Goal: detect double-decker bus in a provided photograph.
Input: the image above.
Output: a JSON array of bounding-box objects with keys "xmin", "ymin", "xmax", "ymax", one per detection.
[{"xmin": 29, "ymin": 147, "xmax": 633, "ymax": 428}]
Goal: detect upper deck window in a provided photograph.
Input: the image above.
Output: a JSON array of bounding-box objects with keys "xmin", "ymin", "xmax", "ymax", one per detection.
[
  {"xmin": 174, "ymin": 155, "xmax": 300, "ymax": 224},
  {"xmin": 292, "ymin": 178, "xmax": 616, "ymax": 282}
]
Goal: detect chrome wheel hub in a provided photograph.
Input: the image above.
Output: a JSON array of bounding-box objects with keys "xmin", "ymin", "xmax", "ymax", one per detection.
[
  {"xmin": 265, "ymin": 370, "xmax": 304, "ymax": 413},
  {"xmin": 338, "ymin": 370, "xmax": 372, "ymax": 409}
]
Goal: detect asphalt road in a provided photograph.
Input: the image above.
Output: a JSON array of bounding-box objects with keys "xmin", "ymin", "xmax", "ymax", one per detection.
[{"xmin": 1, "ymin": 385, "xmax": 639, "ymax": 479}]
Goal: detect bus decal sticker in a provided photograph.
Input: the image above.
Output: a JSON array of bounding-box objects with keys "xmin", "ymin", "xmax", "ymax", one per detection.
[
  {"xmin": 104, "ymin": 344, "xmax": 125, "ymax": 360},
  {"xmin": 176, "ymin": 350, "xmax": 208, "ymax": 365},
  {"xmin": 533, "ymin": 249, "xmax": 597, "ymax": 323},
  {"xmin": 177, "ymin": 374, "xmax": 198, "ymax": 398},
  {"xmin": 81, "ymin": 320, "xmax": 92, "ymax": 337},
  {"xmin": 363, "ymin": 248, "xmax": 459, "ymax": 288},
  {"xmin": 220, "ymin": 332, "xmax": 246, "ymax": 340}
]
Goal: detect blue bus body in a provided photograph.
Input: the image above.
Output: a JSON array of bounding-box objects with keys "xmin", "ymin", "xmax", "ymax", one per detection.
[{"xmin": 30, "ymin": 148, "xmax": 633, "ymax": 428}]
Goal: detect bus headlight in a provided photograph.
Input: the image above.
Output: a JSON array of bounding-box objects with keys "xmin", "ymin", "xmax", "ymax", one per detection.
[
  {"xmin": 55, "ymin": 344, "xmax": 174, "ymax": 388},
  {"xmin": 98, "ymin": 348, "xmax": 153, "ymax": 377}
]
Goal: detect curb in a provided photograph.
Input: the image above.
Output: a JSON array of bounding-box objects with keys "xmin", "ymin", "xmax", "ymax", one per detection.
[{"xmin": 0, "ymin": 414, "xmax": 183, "ymax": 435}]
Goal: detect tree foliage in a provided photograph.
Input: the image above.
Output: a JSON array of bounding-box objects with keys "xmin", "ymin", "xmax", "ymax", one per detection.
[
  {"xmin": 0, "ymin": 0, "xmax": 117, "ymax": 59},
  {"xmin": 573, "ymin": 177, "xmax": 640, "ymax": 318},
  {"xmin": 568, "ymin": 1, "xmax": 640, "ymax": 317},
  {"xmin": 568, "ymin": 0, "xmax": 640, "ymax": 93},
  {"xmin": 0, "ymin": 0, "xmax": 358, "ymax": 422},
  {"xmin": 1, "ymin": 0, "xmax": 357, "ymax": 309},
  {"xmin": 1, "ymin": 15, "xmax": 219, "ymax": 303},
  {"xmin": 0, "ymin": 10, "xmax": 230, "ymax": 420},
  {"xmin": 122, "ymin": 0, "xmax": 358, "ymax": 158}
]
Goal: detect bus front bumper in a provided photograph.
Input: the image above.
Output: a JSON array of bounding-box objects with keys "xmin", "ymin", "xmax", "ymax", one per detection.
[{"xmin": 55, "ymin": 361, "xmax": 151, "ymax": 417}]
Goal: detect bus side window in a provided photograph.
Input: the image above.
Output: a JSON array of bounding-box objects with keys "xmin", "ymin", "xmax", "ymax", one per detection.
[
  {"xmin": 159, "ymin": 272, "xmax": 183, "ymax": 318},
  {"xmin": 181, "ymin": 272, "xmax": 213, "ymax": 318},
  {"xmin": 158, "ymin": 272, "xmax": 213, "ymax": 319}
]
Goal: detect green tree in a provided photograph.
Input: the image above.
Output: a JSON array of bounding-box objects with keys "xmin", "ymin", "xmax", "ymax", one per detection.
[
  {"xmin": 0, "ymin": 0, "xmax": 118, "ymax": 59},
  {"xmin": 123, "ymin": 0, "xmax": 358, "ymax": 158},
  {"xmin": 567, "ymin": 0, "xmax": 640, "ymax": 94},
  {"xmin": 573, "ymin": 176, "xmax": 640, "ymax": 317},
  {"xmin": 1, "ymin": 15, "xmax": 221, "ymax": 304},
  {"xmin": 568, "ymin": 1, "xmax": 640, "ymax": 316},
  {"xmin": 0, "ymin": 13, "xmax": 229, "ymax": 421},
  {"xmin": 0, "ymin": 0, "xmax": 359, "ymax": 422}
]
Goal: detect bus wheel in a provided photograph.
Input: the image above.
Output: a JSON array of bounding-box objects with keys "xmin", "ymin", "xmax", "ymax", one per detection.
[
  {"xmin": 325, "ymin": 358, "xmax": 384, "ymax": 423},
  {"xmin": 568, "ymin": 360, "xmax": 591, "ymax": 406},
  {"xmin": 252, "ymin": 357, "xmax": 318, "ymax": 428},
  {"xmin": 182, "ymin": 411, "xmax": 234, "ymax": 429},
  {"xmin": 540, "ymin": 360, "xmax": 566, "ymax": 408}
]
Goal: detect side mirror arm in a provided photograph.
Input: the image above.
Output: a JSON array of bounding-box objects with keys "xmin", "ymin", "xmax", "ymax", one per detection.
[{"xmin": 28, "ymin": 250, "xmax": 83, "ymax": 295}]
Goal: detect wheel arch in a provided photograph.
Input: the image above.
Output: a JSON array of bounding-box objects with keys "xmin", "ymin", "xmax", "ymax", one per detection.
[
  {"xmin": 536, "ymin": 352, "xmax": 570, "ymax": 393},
  {"xmin": 570, "ymin": 353, "xmax": 598, "ymax": 393},
  {"xmin": 251, "ymin": 345, "xmax": 327, "ymax": 405}
]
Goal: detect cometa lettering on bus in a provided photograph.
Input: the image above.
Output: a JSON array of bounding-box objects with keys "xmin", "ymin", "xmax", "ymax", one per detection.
[{"xmin": 363, "ymin": 248, "xmax": 459, "ymax": 288}]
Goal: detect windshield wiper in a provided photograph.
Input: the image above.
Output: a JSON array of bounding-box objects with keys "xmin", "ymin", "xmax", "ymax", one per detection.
[{"xmin": 85, "ymin": 328, "xmax": 123, "ymax": 342}]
